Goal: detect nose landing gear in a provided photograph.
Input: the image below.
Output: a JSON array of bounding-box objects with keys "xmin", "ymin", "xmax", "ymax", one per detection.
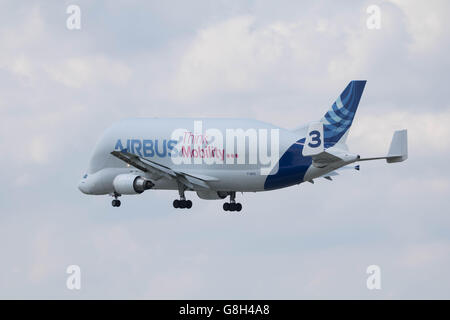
[
  {"xmin": 112, "ymin": 199, "xmax": 121, "ymax": 207},
  {"xmin": 111, "ymin": 193, "xmax": 121, "ymax": 207}
]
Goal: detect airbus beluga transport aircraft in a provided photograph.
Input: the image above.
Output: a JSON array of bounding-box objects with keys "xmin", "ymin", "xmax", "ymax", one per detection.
[{"xmin": 78, "ymin": 80, "xmax": 408, "ymax": 212}]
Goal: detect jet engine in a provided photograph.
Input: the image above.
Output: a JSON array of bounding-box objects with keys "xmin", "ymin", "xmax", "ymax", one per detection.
[{"xmin": 113, "ymin": 174, "xmax": 154, "ymax": 195}]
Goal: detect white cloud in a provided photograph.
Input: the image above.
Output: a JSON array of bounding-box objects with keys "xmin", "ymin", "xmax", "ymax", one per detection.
[
  {"xmin": 350, "ymin": 109, "xmax": 450, "ymax": 155},
  {"xmin": 392, "ymin": 0, "xmax": 450, "ymax": 53},
  {"xmin": 10, "ymin": 54, "xmax": 34, "ymax": 80},
  {"xmin": 45, "ymin": 56, "xmax": 132, "ymax": 88},
  {"xmin": 0, "ymin": 104, "xmax": 91, "ymax": 167},
  {"xmin": 170, "ymin": 4, "xmax": 425, "ymax": 103},
  {"xmin": 172, "ymin": 16, "xmax": 319, "ymax": 100},
  {"xmin": 29, "ymin": 135, "xmax": 50, "ymax": 164},
  {"xmin": 0, "ymin": 5, "xmax": 45, "ymax": 51}
]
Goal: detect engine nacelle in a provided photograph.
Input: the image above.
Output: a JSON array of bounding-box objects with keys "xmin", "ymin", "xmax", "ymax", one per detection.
[
  {"xmin": 196, "ymin": 191, "xmax": 228, "ymax": 200},
  {"xmin": 113, "ymin": 174, "xmax": 154, "ymax": 195}
]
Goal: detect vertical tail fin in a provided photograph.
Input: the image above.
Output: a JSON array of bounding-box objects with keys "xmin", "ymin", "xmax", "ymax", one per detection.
[{"xmin": 321, "ymin": 80, "xmax": 366, "ymax": 147}]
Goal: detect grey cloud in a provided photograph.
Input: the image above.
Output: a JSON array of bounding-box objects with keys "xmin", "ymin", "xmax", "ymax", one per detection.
[{"xmin": 0, "ymin": 0, "xmax": 449, "ymax": 299}]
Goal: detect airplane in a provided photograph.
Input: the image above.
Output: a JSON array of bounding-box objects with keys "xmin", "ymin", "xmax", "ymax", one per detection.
[{"xmin": 78, "ymin": 80, "xmax": 408, "ymax": 212}]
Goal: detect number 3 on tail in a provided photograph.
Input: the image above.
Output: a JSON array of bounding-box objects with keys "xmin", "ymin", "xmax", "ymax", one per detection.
[{"xmin": 308, "ymin": 130, "xmax": 322, "ymax": 148}]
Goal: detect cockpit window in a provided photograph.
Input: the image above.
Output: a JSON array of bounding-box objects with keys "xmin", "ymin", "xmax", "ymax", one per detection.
[{"xmin": 83, "ymin": 174, "xmax": 88, "ymax": 179}]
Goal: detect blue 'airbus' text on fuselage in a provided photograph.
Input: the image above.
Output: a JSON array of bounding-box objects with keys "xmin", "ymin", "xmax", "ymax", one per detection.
[{"xmin": 114, "ymin": 139, "xmax": 178, "ymax": 158}]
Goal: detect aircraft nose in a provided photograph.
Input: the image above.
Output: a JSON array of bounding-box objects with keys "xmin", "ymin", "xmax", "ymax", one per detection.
[{"xmin": 78, "ymin": 179, "xmax": 89, "ymax": 194}]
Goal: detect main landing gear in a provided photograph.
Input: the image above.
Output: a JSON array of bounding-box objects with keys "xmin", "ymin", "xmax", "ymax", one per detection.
[
  {"xmin": 173, "ymin": 183, "xmax": 193, "ymax": 209},
  {"xmin": 173, "ymin": 199, "xmax": 192, "ymax": 209},
  {"xmin": 111, "ymin": 193, "xmax": 121, "ymax": 207},
  {"xmin": 223, "ymin": 192, "xmax": 242, "ymax": 212}
]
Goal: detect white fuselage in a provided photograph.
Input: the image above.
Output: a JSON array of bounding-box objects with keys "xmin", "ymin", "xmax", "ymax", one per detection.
[{"xmin": 78, "ymin": 118, "xmax": 353, "ymax": 196}]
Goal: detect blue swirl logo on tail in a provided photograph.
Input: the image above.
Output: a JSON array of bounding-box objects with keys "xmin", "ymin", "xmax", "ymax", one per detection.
[
  {"xmin": 321, "ymin": 80, "xmax": 366, "ymax": 147},
  {"xmin": 264, "ymin": 80, "xmax": 366, "ymax": 191}
]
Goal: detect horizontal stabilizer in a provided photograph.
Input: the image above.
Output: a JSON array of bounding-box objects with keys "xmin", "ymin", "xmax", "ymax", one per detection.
[
  {"xmin": 311, "ymin": 147, "xmax": 360, "ymax": 168},
  {"xmin": 358, "ymin": 130, "xmax": 408, "ymax": 164},
  {"xmin": 317, "ymin": 164, "xmax": 360, "ymax": 181}
]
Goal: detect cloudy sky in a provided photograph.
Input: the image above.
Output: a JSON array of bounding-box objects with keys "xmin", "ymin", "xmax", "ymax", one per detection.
[{"xmin": 1, "ymin": 0, "xmax": 449, "ymax": 299}]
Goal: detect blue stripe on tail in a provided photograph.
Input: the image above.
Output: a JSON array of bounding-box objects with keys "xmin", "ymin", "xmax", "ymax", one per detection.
[
  {"xmin": 264, "ymin": 80, "xmax": 366, "ymax": 191},
  {"xmin": 321, "ymin": 80, "xmax": 366, "ymax": 147}
]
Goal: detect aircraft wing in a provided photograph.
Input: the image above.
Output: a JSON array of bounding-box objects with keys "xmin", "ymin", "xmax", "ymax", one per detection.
[{"xmin": 110, "ymin": 150, "xmax": 212, "ymax": 190}]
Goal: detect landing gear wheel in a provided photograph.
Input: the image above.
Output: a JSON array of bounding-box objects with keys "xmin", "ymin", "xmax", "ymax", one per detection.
[
  {"xmin": 223, "ymin": 191, "xmax": 242, "ymax": 212},
  {"xmin": 223, "ymin": 202, "xmax": 242, "ymax": 212},
  {"xmin": 174, "ymin": 199, "xmax": 192, "ymax": 209},
  {"xmin": 112, "ymin": 199, "xmax": 121, "ymax": 207}
]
